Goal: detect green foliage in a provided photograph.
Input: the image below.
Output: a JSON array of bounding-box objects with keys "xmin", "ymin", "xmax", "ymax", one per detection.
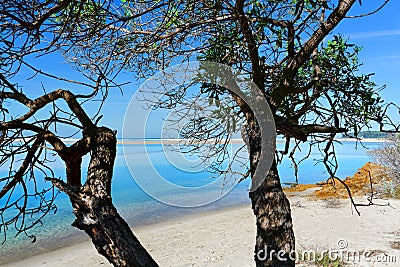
[
  {"xmin": 199, "ymin": 20, "xmax": 384, "ymax": 138},
  {"xmin": 297, "ymin": 250, "xmax": 345, "ymax": 267},
  {"xmin": 53, "ymin": 0, "xmax": 106, "ymax": 26},
  {"xmin": 314, "ymin": 252, "xmax": 345, "ymax": 267},
  {"xmin": 191, "ymin": 0, "xmax": 386, "ymax": 148},
  {"xmin": 292, "ymin": 35, "xmax": 384, "ymax": 137}
]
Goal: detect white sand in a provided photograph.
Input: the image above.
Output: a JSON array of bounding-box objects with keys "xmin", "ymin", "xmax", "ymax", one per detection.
[{"xmin": 3, "ymin": 194, "xmax": 400, "ymax": 267}]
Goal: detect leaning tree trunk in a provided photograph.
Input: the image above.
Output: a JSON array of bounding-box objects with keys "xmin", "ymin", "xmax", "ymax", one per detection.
[
  {"xmin": 51, "ymin": 127, "xmax": 158, "ymax": 267},
  {"xmin": 247, "ymin": 119, "xmax": 295, "ymax": 267}
]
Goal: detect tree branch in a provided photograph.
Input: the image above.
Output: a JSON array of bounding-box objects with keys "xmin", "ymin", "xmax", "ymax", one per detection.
[
  {"xmin": 0, "ymin": 89, "xmax": 95, "ymax": 130},
  {"xmin": 272, "ymin": 0, "xmax": 357, "ymax": 106},
  {"xmin": 235, "ymin": 0, "xmax": 263, "ymax": 90},
  {"xmin": 0, "ymin": 138, "xmax": 42, "ymax": 199}
]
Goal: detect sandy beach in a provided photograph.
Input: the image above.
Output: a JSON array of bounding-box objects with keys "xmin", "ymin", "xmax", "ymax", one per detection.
[{"xmin": 3, "ymin": 191, "xmax": 400, "ymax": 267}]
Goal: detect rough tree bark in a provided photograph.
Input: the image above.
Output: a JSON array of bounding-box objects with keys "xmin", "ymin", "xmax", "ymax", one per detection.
[
  {"xmin": 247, "ymin": 117, "xmax": 295, "ymax": 267},
  {"xmin": 49, "ymin": 127, "xmax": 158, "ymax": 267},
  {"xmin": 249, "ymin": 162, "xmax": 295, "ymax": 267}
]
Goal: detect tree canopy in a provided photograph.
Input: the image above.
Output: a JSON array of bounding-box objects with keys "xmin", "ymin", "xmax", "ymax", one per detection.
[
  {"xmin": 77, "ymin": 0, "xmax": 395, "ymax": 184},
  {"xmin": 67, "ymin": 1, "xmax": 395, "ymax": 265},
  {"xmin": 0, "ymin": 1, "xmax": 396, "ymax": 266}
]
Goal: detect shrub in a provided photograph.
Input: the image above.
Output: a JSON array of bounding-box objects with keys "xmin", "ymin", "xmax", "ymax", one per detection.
[{"xmin": 370, "ymin": 135, "xmax": 400, "ymax": 198}]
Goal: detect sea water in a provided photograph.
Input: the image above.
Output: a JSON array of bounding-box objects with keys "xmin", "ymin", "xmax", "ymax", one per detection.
[{"xmin": 0, "ymin": 141, "xmax": 382, "ymax": 264}]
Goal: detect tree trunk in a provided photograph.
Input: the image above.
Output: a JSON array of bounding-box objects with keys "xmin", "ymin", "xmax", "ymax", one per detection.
[
  {"xmin": 56, "ymin": 127, "xmax": 158, "ymax": 267},
  {"xmin": 247, "ymin": 117, "xmax": 295, "ymax": 266},
  {"xmin": 249, "ymin": 161, "xmax": 295, "ymax": 267},
  {"xmin": 71, "ymin": 195, "xmax": 158, "ymax": 267}
]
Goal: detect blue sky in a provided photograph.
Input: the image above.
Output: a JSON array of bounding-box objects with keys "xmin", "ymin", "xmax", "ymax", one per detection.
[
  {"xmin": 334, "ymin": 0, "xmax": 400, "ymax": 106},
  {"xmin": 14, "ymin": 1, "xmax": 400, "ymax": 138}
]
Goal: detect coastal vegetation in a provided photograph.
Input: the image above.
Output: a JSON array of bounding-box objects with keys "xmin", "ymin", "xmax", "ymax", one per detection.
[
  {"xmin": 371, "ymin": 136, "xmax": 400, "ymax": 198},
  {"xmin": 0, "ymin": 1, "xmax": 398, "ymax": 267},
  {"xmin": 342, "ymin": 131, "xmax": 390, "ymax": 139},
  {"xmin": 126, "ymin": 2, "xmax": 395, "ymax": 265}
]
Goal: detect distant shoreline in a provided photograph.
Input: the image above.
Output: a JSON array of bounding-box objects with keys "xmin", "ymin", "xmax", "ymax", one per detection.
[
  {"xmin": 116, "ymin": 138, "xmax": 246, "ymax": 145},
  {"xmin": 114, "ymin": 137, "xmax": 388, "ymax": 145},
  {"xmin": 33, "ymin": 137, "xmax": 388, "ymax": 145}
]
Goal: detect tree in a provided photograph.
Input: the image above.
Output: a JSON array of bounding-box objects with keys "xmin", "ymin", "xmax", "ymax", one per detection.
[
  {"xmin": 0, "ymin": 1, "xmax": 158, "ymax": 266},
  {"xmin": 2, "ymin": 1, "xmax": 395, "ymax": 267},
  {"xmin": 74, "ymin": 1, "xmax": 396, "ymax": 266}
]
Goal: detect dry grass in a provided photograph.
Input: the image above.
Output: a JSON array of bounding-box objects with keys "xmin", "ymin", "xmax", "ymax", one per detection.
[
  {"xmin": 323, "ymin": 197, "xmax": 342, "ymax": 208},
  {"xmin": 391, "ymin": 241, "xmax": 400, "ymax": 250}
]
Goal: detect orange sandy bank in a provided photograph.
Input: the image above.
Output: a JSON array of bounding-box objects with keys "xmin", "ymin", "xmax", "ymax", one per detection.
[{"xmin": 285, "ymin": 162, "xmax": 392, "ymax": 199}]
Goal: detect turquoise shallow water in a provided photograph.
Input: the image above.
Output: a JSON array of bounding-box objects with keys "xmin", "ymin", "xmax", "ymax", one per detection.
[
  {"xmin": 0, "ymin": 141, "xmax": 381, "ymax": 264},
  {"xmin": 277, "ymin": 140, "xmax": 381, "ymax": 184}
]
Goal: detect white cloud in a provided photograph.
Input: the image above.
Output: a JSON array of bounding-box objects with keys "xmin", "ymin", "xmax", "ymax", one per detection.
[
  {"xmin": 345, "ymin": 29, "xmax": 400, "ymax": 39},
  {"xmin": 378, "ymin": 54, "xmax": 400, "ymax": 60}
]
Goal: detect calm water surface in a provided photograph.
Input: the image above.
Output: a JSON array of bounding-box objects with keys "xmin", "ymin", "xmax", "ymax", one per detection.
[{"xmin": 0, "ymin": 141, "xmax": 381, "ymax": 264}]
